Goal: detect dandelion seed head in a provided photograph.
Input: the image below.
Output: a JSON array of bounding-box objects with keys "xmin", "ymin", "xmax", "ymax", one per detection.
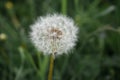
[
  {"xmin": 30, "ymin": 14, "xmax": 78, "ymax": 55},
  {"xmin": 5, "ymin": 1, "xmax": 13, "ymax": 9},
  {"xmin": 0, "ymin": 33, "xmax": 7, "ymax": 40}
]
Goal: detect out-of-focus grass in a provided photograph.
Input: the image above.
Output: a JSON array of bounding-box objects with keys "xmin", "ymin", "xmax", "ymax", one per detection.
[{"xmin": 0, "ymin": 0, "xmax": 120, "ymax": 80}]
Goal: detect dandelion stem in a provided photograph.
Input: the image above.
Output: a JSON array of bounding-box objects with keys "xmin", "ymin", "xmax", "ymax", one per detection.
[{"xmin": 48, "ymin": 53, "xmax": 54, "ymax": 80}]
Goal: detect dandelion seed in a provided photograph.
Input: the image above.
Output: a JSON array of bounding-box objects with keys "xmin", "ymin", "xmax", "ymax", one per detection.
[{"xmin": 30, "ymin": 14, "xmax": 78, "ymax": 56}]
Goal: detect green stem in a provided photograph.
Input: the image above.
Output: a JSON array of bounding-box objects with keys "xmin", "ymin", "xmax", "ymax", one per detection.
[
  {"xmin": 61, "ymin": 0, "xmax": 67, "ymax": 14},
  {"xmin": 48, "ymin": 53, "xmax": 54, "ymax": 80}
]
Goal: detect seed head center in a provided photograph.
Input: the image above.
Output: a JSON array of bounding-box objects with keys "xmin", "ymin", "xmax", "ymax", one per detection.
[{"xmin": 49, "ymin": 28, "xmax": 62, "ymax": 39}]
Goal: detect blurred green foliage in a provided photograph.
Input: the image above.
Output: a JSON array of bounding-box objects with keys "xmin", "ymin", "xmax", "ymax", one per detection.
[{"xmin": 0, "ymin": 0, "xmax": 120, "ymax": 80}]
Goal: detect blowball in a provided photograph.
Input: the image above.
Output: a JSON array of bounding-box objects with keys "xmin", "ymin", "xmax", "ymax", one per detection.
[{"xmin": 30, "ymin": 14, "xmax": 78, "ymax": 55}]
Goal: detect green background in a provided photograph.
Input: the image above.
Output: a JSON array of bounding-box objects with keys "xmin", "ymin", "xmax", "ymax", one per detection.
[{"xmin": 0, "ymin": 0, "xmax": 120, "ymax": 80}]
